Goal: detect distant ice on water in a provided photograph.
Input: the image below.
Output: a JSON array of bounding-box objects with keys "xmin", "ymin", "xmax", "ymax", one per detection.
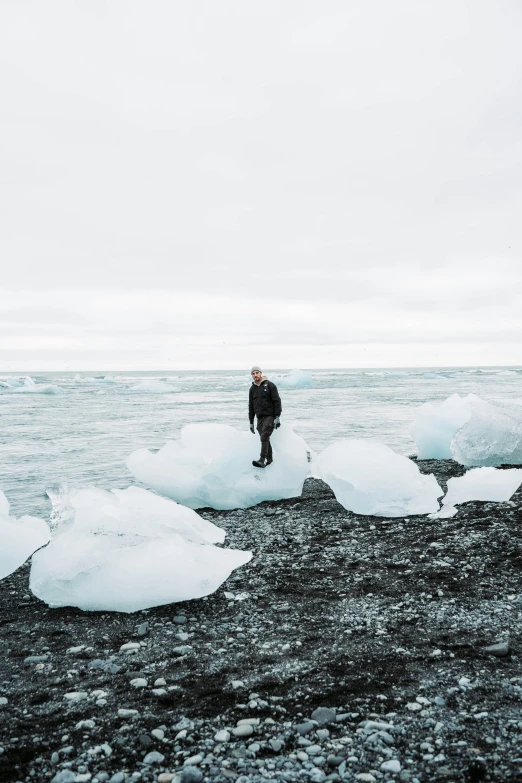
[
  {"xmin": 273, "ymin": 369, "xmax": 312, "ymax": 388},
  {"xmin": 129, "ymin": 380, "xmax": 171, "ymax": 393},
  {"xmin": 0, "ymin": 490, "xmax": 50, "ymax": 580},
  {"xmin": 127, "ymin": 423, "xmax": 310, "ymax": 509},
  {"xmin": 75, "ymin": 375, "xmax": 119, "ymax": 384},
  {"xmin": 316, "ymin": 439, "xmax": 442, "ymax": 517},
  {"xmin": 1, "ymin": 376, "xmax": 63, "ymax": 394},
  {"xmin": 30, "ymin": 486, "xmax": 251, "ymax": 612}
]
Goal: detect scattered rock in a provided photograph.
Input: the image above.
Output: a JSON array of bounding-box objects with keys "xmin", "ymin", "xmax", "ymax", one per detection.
[
  {"xmin": 143, "ymin": 750, "xmax": 165, "ymax": 764},
  {"xmin": 181, "ymin": 768, "xmax": 203, "ymax": 783},
  {"xmin": 63, "ymin": 691, "xmax": 88, "ymax": 702},
  {"xmin": 24, "ymin": 654, "xmax": 49, "ymax": 665},
  {"xmin": 232, "ymin": 724, "xmax": 254, "ymax": 737},
  {"xmin": 311, "ymin": 707, "xmax": 336, "ymax": 724},
  {"xmin": 381, "ymin": 759, "xmax": 401, "ymax": 772},
  {"xmin": 483, "ymin": 641, "xmax": 510, "ymax": 657}
]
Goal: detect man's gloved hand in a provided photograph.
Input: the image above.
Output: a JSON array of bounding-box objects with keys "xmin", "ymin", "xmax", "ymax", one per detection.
[
  {"xmin": 250, "ymin": 422, "xmax": 255, "ymax": 434},
  {"xmin": 274, "ymin": 416, "xmax": 281, "ymax": 429}
]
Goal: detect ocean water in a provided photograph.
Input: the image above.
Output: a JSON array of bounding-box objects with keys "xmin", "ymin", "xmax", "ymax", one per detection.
[{"xmin": 1, "ymin": 367, "xmax": 521, "ymax": 518}]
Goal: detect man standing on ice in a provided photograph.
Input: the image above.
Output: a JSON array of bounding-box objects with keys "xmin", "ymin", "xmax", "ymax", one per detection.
[{"xmin": 249, "ymin": 366, "xmax": 282, "ymax": 468}]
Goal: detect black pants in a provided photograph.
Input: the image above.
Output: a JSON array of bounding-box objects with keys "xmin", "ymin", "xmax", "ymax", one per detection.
[{"xmin": 257, "ymin": 416, "xmax": 274, "ymax": 461}]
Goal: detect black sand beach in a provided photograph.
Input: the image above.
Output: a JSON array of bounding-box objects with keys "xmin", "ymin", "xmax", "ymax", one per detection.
[{"xmin": 1, "ymin": 459, "xmax": 521, "ymax": 783}]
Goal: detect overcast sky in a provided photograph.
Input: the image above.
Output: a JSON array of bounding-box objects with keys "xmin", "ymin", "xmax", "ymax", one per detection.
[{"xmin": 1, "ymin": 0, "xmax": 521, "ymax": 371}]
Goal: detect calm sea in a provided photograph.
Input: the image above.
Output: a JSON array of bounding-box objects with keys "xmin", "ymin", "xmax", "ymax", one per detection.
[{"xmin": 1, "ymin": 367, "xmax": 520, "ymax": 517}]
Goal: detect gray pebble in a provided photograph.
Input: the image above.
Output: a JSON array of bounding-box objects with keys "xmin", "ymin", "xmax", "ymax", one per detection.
[
  {"xmin": 296, "ymin": 721, "xmax": 315, "ymax": 736},
  {"xmin": 311, "ymin": 707, "xmax": 336, "ymax": 725},
  {"xmin": 232, "ymin": 724, "xmax": 254, "ymax": 737},
  {"xmin": 88, "ymin": 659, "xmax": 121, "ymax": 674},
  {"xmin": 173, "ymin": 645, "xmax": 193, "ymax": 656},
  {"xmin": 24, "ymin": 654, "xmax": 49, "ymax": 665},
  {"xmin": 108, "ymin": 774, "xmax": 125, "ymax": 783},
  {"xmin": 137, "ymin": 622, "xmax": 149, "ymax": 636},
  {"xmin": 181, "ymin": 768, "xmax": 203, "ymax": 783},
  {"xmin": 484, "ymin": 641, "xmax": 510, "ymax": 657},
  {"xmin": 51, "ymin": 772, "xmax": 76, "ymax": 783},
  {"xmin": 143, "ymin": 750, "xmax": 165, "ymax": 764}
]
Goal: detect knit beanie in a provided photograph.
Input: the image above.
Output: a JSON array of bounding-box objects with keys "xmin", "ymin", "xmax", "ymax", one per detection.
[{"xmin": 250, "ymin": 366, "xmax": 262, "ymax": 374}]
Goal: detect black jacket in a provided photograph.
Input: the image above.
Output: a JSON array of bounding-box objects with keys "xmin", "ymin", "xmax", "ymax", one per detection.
[{"xmin": 249, "ymin": 380, "xmax": 282, "ymax": 423}]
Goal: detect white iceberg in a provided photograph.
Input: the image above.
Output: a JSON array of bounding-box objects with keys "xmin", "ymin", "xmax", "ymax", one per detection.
[
  {"xmin": 411, "ymin": 394, "xmax": 472, "ymax": 459},
  {"xmin": 412, "ymin": 394, "xmax": 522, "ymax": 466},
  {"xmin": 0, "ymin": 491, "xmax": 50, "ymax": 580},
  {"xmin": 129, "ymin": 380, "xmax": 171, "ymax": 393},
  {"xmin": 0, "ymin": 377, "xmax": 23, "ymax": 389},
  {"xmin": 30, "ymin": 486, "xmax": 252, "ymax": 612},
  {"xmin": 77, "ymin": 375, "xmax": 118, "ymax": 385},
  {"xmin": 431, "ymin": 467, "xmax": 522, "ymax": 518},
  {"xmin": 127, "ymin": 423, "xmax": 310, "ymax": 510},
  {"xmin": 316, "ymin": 439, "xmax": 442, "ymax": 517},
  {"xmin": 451, "ymin": 396, "xmax": 522, "ymax": 466},
  {"xmin": 273, "ymin": 369, "xmax": 312, "ymax": 388},
  {"xmin": 10, "ymin": 376, "xmax": 63, "ymax": 395}
]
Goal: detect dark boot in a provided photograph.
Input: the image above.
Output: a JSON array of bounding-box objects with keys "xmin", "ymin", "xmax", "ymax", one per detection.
[
  {"xmin": 252, "ymin": 458, "xmax": 266, "ymax": 468},
  {"xmin": 266, "ymin": 441, "xmax": 273, "ymax": 465}
]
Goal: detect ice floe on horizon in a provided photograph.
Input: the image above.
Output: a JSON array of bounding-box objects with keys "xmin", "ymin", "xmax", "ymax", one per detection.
[
  {"xmin": 75, "ymin": 374, "xmax": 119, "ymax": 385},
  {"xmin": 1, "ymin": 377, "xmax": 64, "ymax": 394},
  {"xmin": 128, "ymin": 380, "xmax": 172, "ymax": 393},
  {"xmin": 127, "ymin": 423, "xmax": 311, "ymax": 510},
  {"xmin": 272, "ymin": 369, "xmax": 312, "ymax": 388},
  {"xmin": 30, "ymin": 486, "xmax": 252, "ymax": 612}
]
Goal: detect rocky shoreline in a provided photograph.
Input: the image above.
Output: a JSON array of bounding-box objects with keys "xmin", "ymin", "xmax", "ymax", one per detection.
[{"xmin": 1, "ymin": 459, "xmax": 521, "ymax": 783}]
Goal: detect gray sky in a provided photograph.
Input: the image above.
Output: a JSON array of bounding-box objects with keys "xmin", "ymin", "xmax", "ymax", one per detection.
[{"xmin": 1, "ymin": 0, "xmax": 521, "ymax": 370}]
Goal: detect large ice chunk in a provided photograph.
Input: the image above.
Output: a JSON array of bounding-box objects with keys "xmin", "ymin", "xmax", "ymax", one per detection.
[
  {"xmin": 412, "ymin": 394, "xmax": 522, "ymax": 466},
  {"xmin": 411, "ymin": 394, "xmax": 472, "ymax": 459},
  {"xmin": 273, "ymin": 369, "xmax": 312, "ymax": 387},
  {"xmin": 431, "ymin": 467, "xmax": 522, "ymax": 518},
  {"xmin": 316, "ymin": 439, "xmax": 442, "ymax": 517},
  {"xmin": 30, "ymin": 486, "xmax": 252, "ymax": 612},
  {"xmin": 0, "ymin": 491, "xmax": 50, "ymax": 580},
  {"xmin": 127, "ymin": 423, "xmax": 310, "ymax": 509},
  {"xmin": 451, "ymin": 396, "xmax": 522, "ymax": 466}
]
